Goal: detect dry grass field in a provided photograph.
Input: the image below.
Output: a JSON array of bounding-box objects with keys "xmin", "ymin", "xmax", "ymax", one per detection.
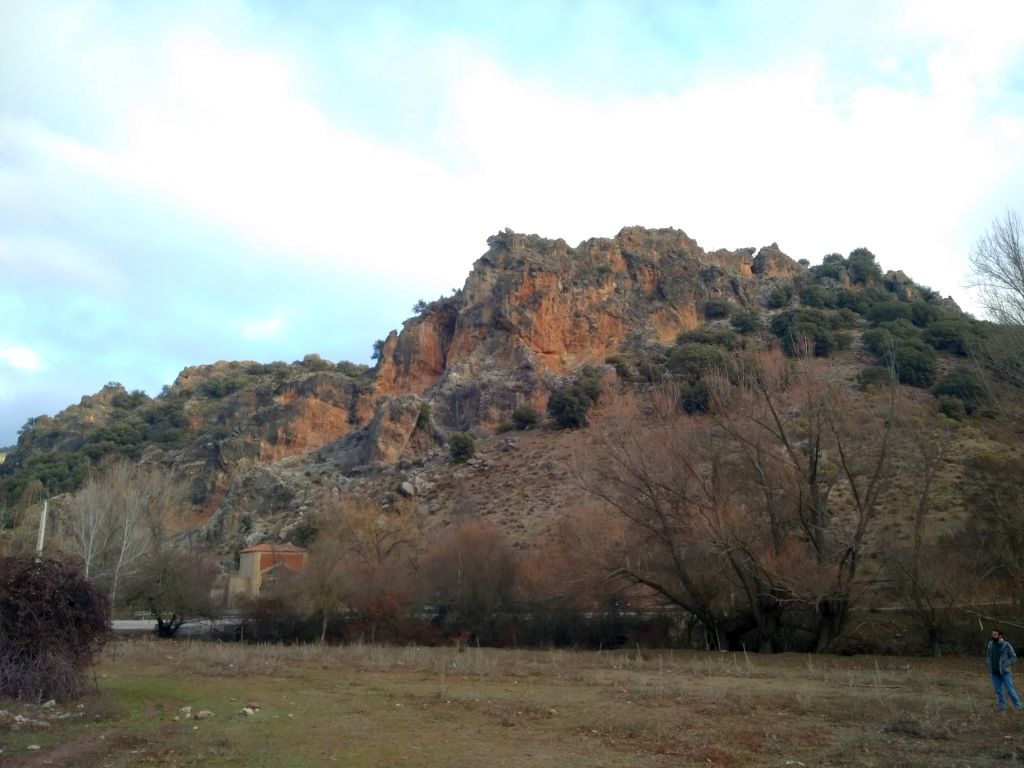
[{"xmin": 2, "ymin": 640, "xmax": 1022, "ymax": 767}]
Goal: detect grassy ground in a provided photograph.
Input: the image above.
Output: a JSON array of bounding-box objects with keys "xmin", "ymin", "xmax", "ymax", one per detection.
[{"xmin": 2, "ymin": 640, "xmax": 1021, "ymax": 767}]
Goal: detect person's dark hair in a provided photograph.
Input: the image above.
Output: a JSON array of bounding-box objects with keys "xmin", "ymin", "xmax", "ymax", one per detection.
[{"xmin": 993, "ymin": 628, "xmax": 1004, "ymax": 638}]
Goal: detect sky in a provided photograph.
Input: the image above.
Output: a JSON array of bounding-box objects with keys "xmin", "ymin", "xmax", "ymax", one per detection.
[{"xmin": 1, "ymin": 1, "xmax": 1023, "ymax": 447}]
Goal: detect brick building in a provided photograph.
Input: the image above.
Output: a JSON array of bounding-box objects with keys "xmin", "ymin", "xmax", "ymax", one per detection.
[{"xmin": 228, "ymin": 543, "xmax": 307, "ymax": 602}]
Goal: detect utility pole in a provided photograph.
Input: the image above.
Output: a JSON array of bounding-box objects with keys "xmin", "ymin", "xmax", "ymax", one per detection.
[{"xmin": 35, "ymin": 499, "xmax": 48, "ymax": 560}]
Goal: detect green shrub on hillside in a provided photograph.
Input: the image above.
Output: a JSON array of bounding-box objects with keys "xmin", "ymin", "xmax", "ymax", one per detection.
[
  {"xmin": 199, "ymin": 376, "xmax": 243, "ymax": 398},
  {"xmin": 806, "ymin": 248, "xmax": 881, "ymax": 287},
  {"xmin": 846, "ymin": 248, "xmax": 883, "ymax": 285},
  {"xmin": 111, "ymin": 389, "xmax": 149, "ymax": 410},
  {"xmin": 865, "ymin": 299, "xmax": 943, "ymax": 328},
  {"xmin": 676, "ymin": 327, "xmax": 739, "ymax": 349},
  {"xmin": 547, "ymin": 369, "xmax": 603, "ymax": 429},
  {"xmin": 932, "ymin": 366, "xmax": 988, "ymax": 414},
  {"xmin": 765, "ymin": 284, "xmax": 794, "ymax": 309},
  {"xmin": 769, "ymin": 308, "xmax": 851, "ymax": 357},
  {"xmin": 547, "ymin": 388, "xmax": 592, "ymax": 428},
  {"xmin": 922, "ymin": 320, "xmax": 972, "ymax": 355},
  {"xmin": 92, "ymin": 415, "xmax": 146, "ymax": 449},
  {"xmin": 835, "ymin": 308, "xmax": 862, "ymax": 328},
  {"xmin": 867, "ymin": 301, "xmax": 914, "ymax": 325},
  {"xmin": 680, "ymin": 380, "xmax": 712, "ymax": 414},
  {"xmin": 893, "ymin": 343, "xmax": 938, "ymax": 388},
  {"xmin": 857, "ymin": 366, "xmax": 893, "ymax": 390},
  {"xmin": 860, "ymin": 321, "xmax": 937, "ymax": 388},
  {"xmin": 861, "ymin": 320, "xmax": 920, "ymax": 356},
  {"xmin": 576, "ymin": 367, "xmax": 604, "ymax": 403},
  {"xmin": 799, "ymin": 284, "xmax": 836, "ymax": 308},
  {"xmin": 937, "ymin": 395, "xmax": 967, "ymax": 420},
  {"xmin": 810, "ymin": 253, "xmax": 847, "ymax": 282},
  {"xmin": 299, "ymin": 354, "xmax": 334, "ymax": 372},
  {"xmin": 730, "ymin": 309, "xmax": 762, "ymax": 333},
  {"xmin": 335, "ymin": 360, "xmax": 370, "ymax": 376},
  {"xmin": 636, "ymin": 359, "xmax": 663, "ymax": 383},
  {"xmin": 1, "ymin": 453, "xmax": 89, "ymax": 501},
  {"xmin": 666, "ymin": 344, "xmax": 724, "ymax": 383},
  {"xmin": 702, "ymin": 299, "xmax": 732, "ymax": 319},
  {"xmin": 511, "ymin": 405, "xmax": 539, "ymax": 430},
  {"xmin": 909, "ymin": 301, "xmax": 944, "ymax": 328},
  {"xmin": 449, "ymin": 432, "xmax": 475, "ymax": 463},
  {"xmin": 416, "ymin": 403, "xmax": 431, "ymax": 430},
  {"xmin": 835, "ymin": 287, "xmax": 884, "ymax": 315},
  {"xmin": 605, "ymin": 355, "xmax": 634, "ymax": 381}
]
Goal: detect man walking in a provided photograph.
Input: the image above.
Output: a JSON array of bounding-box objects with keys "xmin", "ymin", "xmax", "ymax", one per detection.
[{"xmin": 988, "ymin": 629, "xmax": 1021, "ymax": 711}]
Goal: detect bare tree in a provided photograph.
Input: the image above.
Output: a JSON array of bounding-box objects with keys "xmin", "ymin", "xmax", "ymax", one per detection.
[
  {"xmin": 324, "ymin": 494, "xmax": 421, "ymax": 567},
  {"xmin": 420, "ymin": 519, "xmax": 518, "ymax": 636},
  {"xmin": 298, "ymin": 535, "xmax": 348, "ymax": 643},
  {"xmin": 966, "ymin": 210, "xmax": 1024, "ymax": 442},
  {"xmin": 111, "ymin": 464, "xmax": 184, "ymax": 608},
  {"xmin": 123, "ymin": 549, "xmax": 218, "ymax": 637},
  {"xmin": 575, "ymin": 389, "xmax": 761, "ymax": 650},
  {"xmin": 303, "ymin": 492, "xmax": 422, "ymax": 642},
  {"xmin": 61, "ymin": 461, "xmax": 187, "ymax": 611},
  {"xmin": 65, "ymin": 479, "xmax": 113, "ymax": 580},
  {"xmin": 577, "ymin": 349, "xmax": 898, "ymax": 652},
  {"xmin": 970, "ymin": 209, "xmax": 1024, "ymax": 325},
  {"xmin": 961, "ymin": 451, "xmax": 1024, "ymax": 604},
  {"xmin": 715, "ymin": 350, "xmax": 897, "ymax": 651},
  {"xmin": 881, "ymin": 404, "xmax": 957, "ymax": 655}
]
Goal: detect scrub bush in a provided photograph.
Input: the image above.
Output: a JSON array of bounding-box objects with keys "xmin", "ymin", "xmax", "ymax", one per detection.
[{"xmin": 0, "ymin": 556, "xmax": 109, "ymax": 701}]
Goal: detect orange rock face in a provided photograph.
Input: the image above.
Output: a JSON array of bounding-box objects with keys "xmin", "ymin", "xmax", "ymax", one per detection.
[{"xmin": 374, "ymin": 226, "xmax": 796, "ymax": 402}]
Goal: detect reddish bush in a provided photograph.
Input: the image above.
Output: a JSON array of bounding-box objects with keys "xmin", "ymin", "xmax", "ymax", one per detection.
[{"xmin": 0, "ymin": 555, "xmax": 109, "ymax": 701}]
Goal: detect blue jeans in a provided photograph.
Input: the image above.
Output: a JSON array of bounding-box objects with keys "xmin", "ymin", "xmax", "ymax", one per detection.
[{"xmin": 992, "ymin": 671, "xmax": 1022, "ymax": 710}]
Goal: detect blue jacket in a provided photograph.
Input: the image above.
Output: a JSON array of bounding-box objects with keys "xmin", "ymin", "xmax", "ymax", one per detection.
[{"xmin": 987, "ymin": 639, "xmax": 1017, "ymax": 676}]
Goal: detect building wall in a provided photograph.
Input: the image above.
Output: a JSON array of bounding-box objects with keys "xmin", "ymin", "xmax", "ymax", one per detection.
[{"xmin": 227, "ymin": 549, "xmax": 307, "ymax": 604}]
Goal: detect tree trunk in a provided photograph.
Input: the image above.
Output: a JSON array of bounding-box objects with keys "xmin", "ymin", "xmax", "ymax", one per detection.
[
  {"xmin": 155, "ymin": 613, "xmax": 184, "ymax": 639},
  {"xmin": 928, "ymin": 625, "xmax": 942, "ymax": 657},
  {"xmin": 814, "ymin": 597, "xmax": 847, "ymax": 653},
  {"xmin": 756, "ymin": 603, "xmax": 784, "ymax": 653}
]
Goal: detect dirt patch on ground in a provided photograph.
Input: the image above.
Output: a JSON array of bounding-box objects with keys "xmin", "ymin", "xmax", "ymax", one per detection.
[{"xmin": 3, "ymin": 729, "xmax": 122, "ymax": 768}]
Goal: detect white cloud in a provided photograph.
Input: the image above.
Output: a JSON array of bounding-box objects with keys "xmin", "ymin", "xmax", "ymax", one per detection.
[
  {"xmin": 15, "ymin": 29, "xmax": 479, "ymax": 289},
  {"xmin": 0, "ymin": 346, "xmax": 41, "ymax": 371},
  {"xmin": 238, "ymin": 314, "xmax": 285, "ymax": 340},
  {"xmin": 446, "ymin": 58, "xmax": 1022, "ymax": 306},
  {"xmin": 15, "ymin": 18, "xmax": 1015, "ymax": 310}
]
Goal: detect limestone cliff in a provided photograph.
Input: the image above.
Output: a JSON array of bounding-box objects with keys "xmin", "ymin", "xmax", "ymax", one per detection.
[{"xmin": 372, "ymin": 226, "xmax": 799, "ymax": 435}]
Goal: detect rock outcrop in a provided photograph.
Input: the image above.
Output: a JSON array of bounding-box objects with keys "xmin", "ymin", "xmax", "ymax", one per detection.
[
  {"xmin": 4, "ymin": 226, "xmax": 808, "ymax": 546},
  {"xmin": 372, "ymin": 226, "xmax": 800, "ymax": 431}
]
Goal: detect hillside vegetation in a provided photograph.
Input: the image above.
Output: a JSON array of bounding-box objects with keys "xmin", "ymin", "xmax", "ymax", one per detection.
[{"xmin": 2, "ymin": 227, "xmax": 1022, "ymax": 655}]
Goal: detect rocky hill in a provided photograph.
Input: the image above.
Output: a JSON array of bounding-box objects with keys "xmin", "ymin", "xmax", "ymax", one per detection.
[
  {"xmin": 373, "ymin": 227, "xmax": 800, "ymax": 427},
  {"xmin": 1, "ymin": 226, "xmax": 987, "ymax": 554}
]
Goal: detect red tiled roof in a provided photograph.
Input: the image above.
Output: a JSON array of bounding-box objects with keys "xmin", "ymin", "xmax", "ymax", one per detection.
[{"xmin": 240, "ymin": 543, "xmax": 307, "ymax": 554}]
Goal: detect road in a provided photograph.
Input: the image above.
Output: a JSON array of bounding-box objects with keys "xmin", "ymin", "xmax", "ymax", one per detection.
[{"xmin": 110, "ymin": 618, "xmax": 241, "ymax": 635}]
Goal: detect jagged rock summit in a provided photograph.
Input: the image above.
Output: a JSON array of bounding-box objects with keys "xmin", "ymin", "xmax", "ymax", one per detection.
[{"xmin": 373, "ymin": 226, "xmax": 800, "ymax": 429}]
